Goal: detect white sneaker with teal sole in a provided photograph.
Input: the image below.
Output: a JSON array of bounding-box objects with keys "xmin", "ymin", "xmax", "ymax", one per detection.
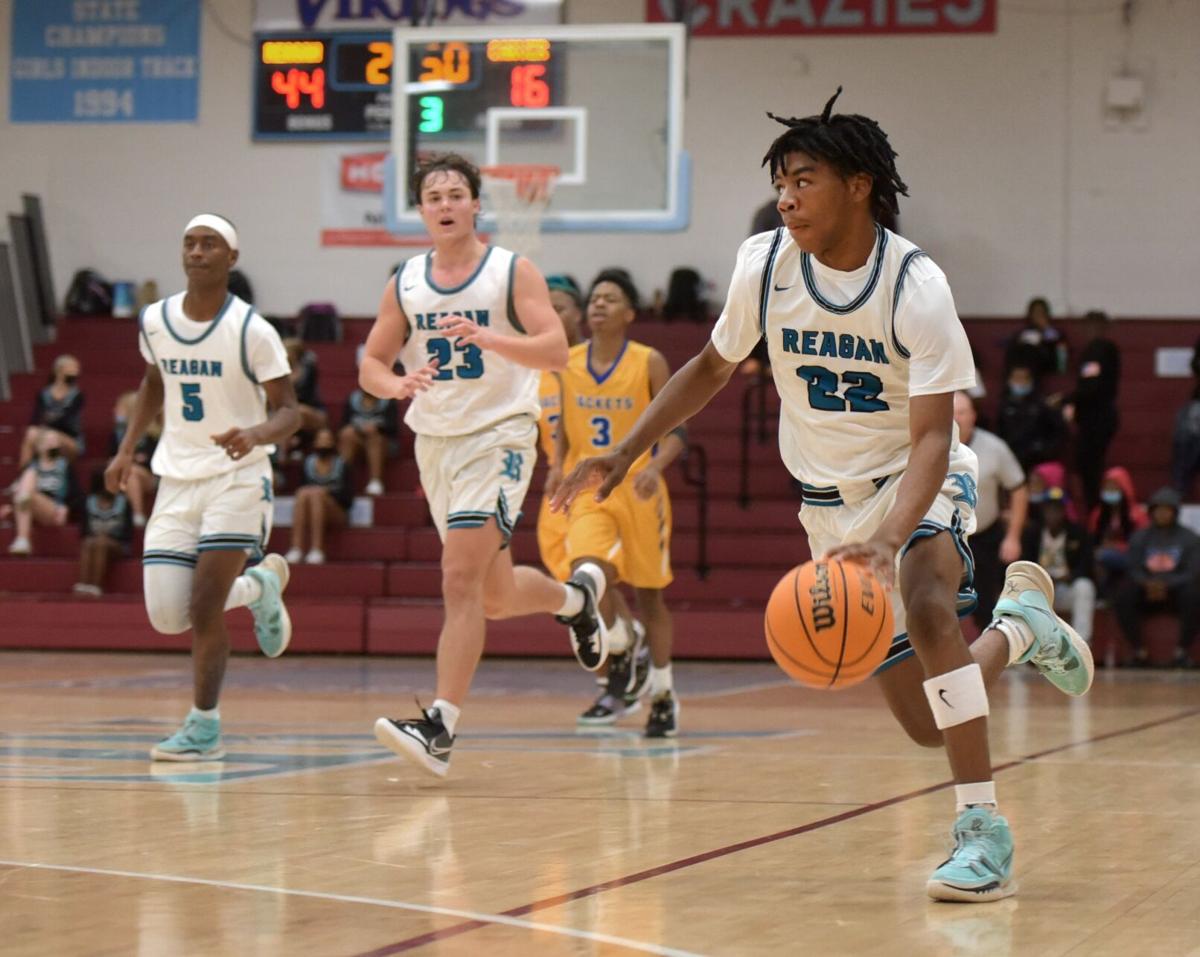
[
  {"xmin": 246, "ymin": 553, "xmax": 292, "ymax": 658},
  {"xmin": 150, "ymin": 713, "xmax": 225, "ymax": 762},
  {"xmin": 994, "ymin": 561, "xmax": 1094, "ymax": 696},
  {"xmin": 927, "ymin": 806, "xmax": 1016, "ymax": 902}
]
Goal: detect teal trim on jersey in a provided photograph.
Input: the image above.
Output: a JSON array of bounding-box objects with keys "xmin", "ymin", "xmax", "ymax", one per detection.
[
  {"xmin": 889, "ymin": 248, "xmax": 928, "ymax": 360},
  {"xmin": 392, "ymin": 260, "xmax": 412, "ymax": 343},
  {"xmin": 137, "ymin": 305, "xmax": 160, "ymax": 369},
  {"xmin": 506, "ymin": 253, "xmax": 526, "ymax": 334},
  {"xmin": 800, "ymin": 224, "xmax": 887, "ymax": 316},
  {"xmin": 425, "ymin": 245, "xmax": 494, "ymax": 294},
  {"xmin": 586, "ymin": 338, "xmax": 629, "ymax": 386},
  {"xmin": 758, "ymin": 228, "xmax": 786, "ymax": 340},
  {"xmin": 162, "ymin": 293, "xmax": 234, "ymax": 345},
  {"xmin": 240, "ymin": 309, "xmax": 259, "ymax": 384}
]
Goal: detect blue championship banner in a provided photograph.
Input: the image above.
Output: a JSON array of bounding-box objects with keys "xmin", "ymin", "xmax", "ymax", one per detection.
[{"xmin": 10, "ymin": 0, "xmax": 200, "ymax": 123}]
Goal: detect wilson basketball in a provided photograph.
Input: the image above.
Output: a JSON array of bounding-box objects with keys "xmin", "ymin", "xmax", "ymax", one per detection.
[{"xmin": 764, "ymin": 559, "xmax": 894, "ymax": 690}]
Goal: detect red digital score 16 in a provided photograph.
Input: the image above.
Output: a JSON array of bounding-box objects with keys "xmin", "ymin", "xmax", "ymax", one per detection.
[{"xmin": 271, "ymin": 67, "xmax": 326, "ymax": 109}]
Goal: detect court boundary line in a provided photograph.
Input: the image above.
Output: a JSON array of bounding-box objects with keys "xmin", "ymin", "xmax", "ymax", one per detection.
[
  {"xmin": 351, "ymin": 704, "xmax": 1200, "ymax": 955},
  {"xmin": 0, "ymin": 859, "xmax": 704, "ymax": 957}
]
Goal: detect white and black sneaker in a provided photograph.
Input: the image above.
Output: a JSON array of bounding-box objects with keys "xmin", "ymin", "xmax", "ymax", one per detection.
[
  {"xmin": 624, "ymin": 641, "xmax": 652, "ymax": 706},
  {"xmin": 374, "ymin": 706, "xmax": 455, "ymax": 778},
  {"xmin": 645, "ymin": 691, "xmax": 679, "ymax": 739},
  {"xmin": 578, "ymin": 692, "xmax": 625, "ymax": 727},
  {"xmin": 557, "ymin": 563, "xmax": 609, "ymax": 671}
]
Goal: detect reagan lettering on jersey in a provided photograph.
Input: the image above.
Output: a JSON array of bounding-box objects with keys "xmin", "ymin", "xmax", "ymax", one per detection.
[
  {"xmin": 414, "ymin": 310, "xmax": 490, "ymax": 331},
  {"xmin": 780, "ymin": 329, "xmax": 890, "ymax": 365},
  {"xmin": 160, "ymin": 358, "xmax": 224, "ymax": 377}
]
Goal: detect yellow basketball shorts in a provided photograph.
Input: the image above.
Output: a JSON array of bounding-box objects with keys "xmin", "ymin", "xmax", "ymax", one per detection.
[
  {"xmin": 536, "ymin": 493, "xmax": 571, "ymax": 582},
  {"xmin": 565, "ymin": 472, "xmax": 673, "ymax": 589}
]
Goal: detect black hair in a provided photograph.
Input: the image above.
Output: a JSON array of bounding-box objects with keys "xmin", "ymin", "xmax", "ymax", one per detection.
[
  {"xmin": 589, "ymin": 269, "xmax": 640, "ymax": 312},
  {"xmin": 1083, "ymin": 309, "xmax": 1110, "ymax": 325},
  {"xmin": 411, "ymin": 153, "xmax": 481, "ymax": 204},
  {"xmin": 1025, "ymin": 297, "xmax": 1052, "ymax": 321},
  {"xmin": 762, "ymin": 87, "xmax": 908, "ymax": 221}
]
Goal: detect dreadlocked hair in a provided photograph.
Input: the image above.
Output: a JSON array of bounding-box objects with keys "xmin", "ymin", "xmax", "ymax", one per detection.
[{"xmin": 762, "ymin": 87, "xmax": 909, "ymax": 221}]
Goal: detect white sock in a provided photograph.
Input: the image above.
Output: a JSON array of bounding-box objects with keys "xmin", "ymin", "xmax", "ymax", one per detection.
[
  {"xmin": 556, "ymin": 582, "xmax": 585, "ymax": 618},
  {"xmin": 992, "ymin": 616, "xmax": 1035, "ymax": 665},
  {"xmin": 955, "ymin": 781, "xmax": 997, "ymax": 812},
  {"xmin": 607, "ymin": 616, "xmax": 631, "ymax": 654},
  {"xmin": 431, "ymin": 698, "xmax": 460, "ymax": 736},
  {"xmin": 190, "ymin": 706, "xmax": 219, "ymax": 721},
  {"xmin": 225, "ymin": 574, "xmax": 262, "ymax": 611},
  {"xmin": 649, "ymin": 664, "xmax": 673, "ymax": 696}
]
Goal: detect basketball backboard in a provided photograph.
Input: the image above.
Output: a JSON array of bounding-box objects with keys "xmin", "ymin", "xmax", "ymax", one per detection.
[{"xmin": 386, "ymin": 23, "xmax": 689, "ymax": 234}]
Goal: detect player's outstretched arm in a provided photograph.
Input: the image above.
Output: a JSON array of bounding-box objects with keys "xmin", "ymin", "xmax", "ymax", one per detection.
[
  {"xmin": 632, "ymin": 349, "xmax": 687, "ymax": 499},
  {"xmin": 438, "ymin": 258, "xmax": 567, "ymax": 371},
  {"xmin": 826, "ymin": 391, "xmax": 953, "ymax": 588},
  {"xmin": 105, "ymin": 363, "xmax": 164, "ymax": 494},
  {"xmin": 553, "ymin": 341, "xmax": 737, "ymax": 511},
  {"xmin": 360, "ymin": 275, "xmax": 439, "ymax": 400}
]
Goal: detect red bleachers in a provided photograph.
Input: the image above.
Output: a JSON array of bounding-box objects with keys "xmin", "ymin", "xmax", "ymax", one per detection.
[{"xmin": 1, "ymin": 313, "xmax": 1194, "ymax": 659}]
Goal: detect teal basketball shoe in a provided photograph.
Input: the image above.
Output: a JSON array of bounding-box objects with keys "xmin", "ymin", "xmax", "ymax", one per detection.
[
  {"xmin": 150, "ymin": 713, "xmax": 224, "ymax": 762},
  {"xmin": 927, "ymin": 806, "xmax": 1016, "ymax": 902}
]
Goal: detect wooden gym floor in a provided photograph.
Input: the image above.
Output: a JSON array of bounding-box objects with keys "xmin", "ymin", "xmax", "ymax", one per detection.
[{"xmin": 2, "ymin": 651, "xmax": 1199, "ymax": 956}]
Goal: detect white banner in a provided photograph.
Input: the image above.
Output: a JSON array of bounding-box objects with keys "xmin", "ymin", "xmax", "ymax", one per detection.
[{"xmin": 255, "ymin": 0, "xmax": 562, "ymax": 32}]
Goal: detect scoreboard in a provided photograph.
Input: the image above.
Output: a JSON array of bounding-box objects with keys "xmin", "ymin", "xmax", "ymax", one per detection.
[{"xmin": 253, "ymin": 33, "xmax": 563, "ymax": 140}]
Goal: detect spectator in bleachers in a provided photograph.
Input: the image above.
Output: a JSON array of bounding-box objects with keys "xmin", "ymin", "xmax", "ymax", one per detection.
[
  {"xmin": 1021, "ymin": 485, "xmax": 1095, "ymax": 648},
  {"xmin": 1005, "ymin": 297, "xmax": 1068, "ymax": 380},
  {"xmin": 285, "ymin": 427, "xmax": 353, "ymax": 565},
  {"xmin": 1089, "ymin": 466, "xmax": 1149, "ymax": 591},
  {"xmin": 6, "ymin": 429, "xmax": 78, "ymax": 555},
  {"xmin": 111, "ymin": 391, "xmax": 159, "ymax": 528},
  {"xmin": 1064, "ymin": 310, "xmax": 1121, "ymax": 510},
  {"xmin": 996, "ymin": 361, "xmax": 1066, "ymax": 473},
  {"xmin": 73, "ymin": 469, "xmax": 133, "ymax": 596},
  {"xmin": 1029, "ymin": 461, "xmax": 1081, "ymax": 523},
  {"xmin": 19, "ymin": 355, "xmax": 85, "ymax": 467},
  {"xmin": 1170, "ymin": 338, "xmax": 1200, "ymax": 496},
  {"xmin": 339, "ymin": 387, "xmax": 399, "ymax": 496},
  {"xmin": 284, "ymin": 337, "xmax": 328, "ymax": 435},
  {"xmin": 954, "ymin": 391, "xmax": 1027, "ymax": 629},
  {"xmin": 1114, "ymin": 487, "xmax": 1200, "ymax": 667}
]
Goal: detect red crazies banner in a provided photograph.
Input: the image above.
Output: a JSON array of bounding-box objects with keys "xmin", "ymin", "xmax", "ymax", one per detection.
[
  {"xmin": 340, "ymin": 151, "xmax": 387, "ymax": 194},
  {"xmin": 645, "ymin": 0, "xmax": 996, "ymax": 36}
]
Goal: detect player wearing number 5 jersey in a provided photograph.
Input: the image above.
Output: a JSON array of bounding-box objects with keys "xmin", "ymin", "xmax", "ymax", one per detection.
[
  {"xmin": 555, "ymin": 91, "xmax": 1092, "ymax": 902},
  {"xmin": 106, "ymin": 213, "xmax": 301, "ymax": 762},
  {"xmin": 361, "ymin": 154, "xmax": 611, "ymax": 778}
]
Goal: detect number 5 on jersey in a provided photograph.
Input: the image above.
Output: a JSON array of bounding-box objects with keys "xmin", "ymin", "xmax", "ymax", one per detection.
[{"xmin": 181, "ymin": 382, "xmax": 205, "ymax": 421}]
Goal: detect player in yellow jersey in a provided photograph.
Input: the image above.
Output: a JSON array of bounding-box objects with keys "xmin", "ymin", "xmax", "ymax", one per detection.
[
  {"xmin": 540, "ymin": 275, "xmax": 652, "ymax": 722},
  {"xmin": 559, "ymin": 271, "xmax": 686, "ymax": 737}
]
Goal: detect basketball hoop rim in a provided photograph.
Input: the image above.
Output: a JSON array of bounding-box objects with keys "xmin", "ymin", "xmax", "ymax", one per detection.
[{"xmin": 480, "ymin": 163, "xmax": 560, "ymax": 183}]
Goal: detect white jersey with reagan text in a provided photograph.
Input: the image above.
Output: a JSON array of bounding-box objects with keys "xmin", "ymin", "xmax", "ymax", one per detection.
[
  {"xmin": 138, "ymin": 293, "xmax": 290, "ymax": 480},
  {"xmin": 711, "ymin": 226, "xmax": 977, "ymax": 487},
  {"xmin": 396, "ymin": 246, "xmax": 540, "ymax": 437}
]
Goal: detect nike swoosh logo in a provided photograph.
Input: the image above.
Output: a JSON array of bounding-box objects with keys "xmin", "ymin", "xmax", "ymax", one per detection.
[
  {"xmin": 428, "ymin": 742, "xmax": 452, "ymax": 756},
  {"xmin": 938, "ymin": 689, "xmax": 953, "ymax": 707},
  {"xmin": 773, "ymin": 283, "xmax": 793, "ymax": 292},
  {"xmin": 402, "ymin": 284, "xmax": 416, "ymax": 292}
]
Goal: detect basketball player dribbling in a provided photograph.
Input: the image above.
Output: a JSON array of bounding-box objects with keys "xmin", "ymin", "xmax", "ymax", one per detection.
[
  {"xmin": 106, "ymin": 214, "xmax": 299, "ymax": 761},
  {"xmin": 556, "ymin": 90, "xmax": 1094, "ymax": 901},
  {"xmin": 360, "ymin": 154, "xmax": 611, "ymax": 778}
]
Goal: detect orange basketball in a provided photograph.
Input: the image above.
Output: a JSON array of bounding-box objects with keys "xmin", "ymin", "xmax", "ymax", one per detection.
[{"xmin": 764, "ymin": 559, "xmax": 894, "ymax": 690}]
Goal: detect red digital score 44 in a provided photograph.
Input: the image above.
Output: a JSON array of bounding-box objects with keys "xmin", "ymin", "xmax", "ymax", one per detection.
[{"xmin": 271, "ymin": 67, "xmax": 326, "ymax": 109}]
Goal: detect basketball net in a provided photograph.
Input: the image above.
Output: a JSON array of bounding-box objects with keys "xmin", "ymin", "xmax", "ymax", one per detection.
[{"xmin": 480, "ymin": 164, "xmax": 557, "ymax": 262}]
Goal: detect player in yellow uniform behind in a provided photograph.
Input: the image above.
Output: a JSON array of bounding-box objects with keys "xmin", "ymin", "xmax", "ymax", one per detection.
[{"xmin": 559, "ymin": 271, "xmax": 686, "ymax": 737}]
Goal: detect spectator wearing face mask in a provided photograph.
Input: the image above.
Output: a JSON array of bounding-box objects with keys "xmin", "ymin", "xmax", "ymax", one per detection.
[
  {"xmin": 1088, "ymin": 466, "xmax": 1149, "ymax": 590},
  {"xmin": 1020, "ymin": 485, "xmax": 1095, "ymax": 648},
  {"xmin": 339, "ymin": 387, "xmax": 399, "ymax": 497},
  {"xmin": 74, "ymin": 469, "xmax": 133, "ymax": 596},
  {"xmin": 1005, "ymin": 297, "xmax": 1068, "ymax": 380},
  {"xmin": 5, "ymin": 429, "xmax": 79, "ymax": 555},
  {"xmin": 1114, "ymin": 487, "xmax": 1200, "ymax": 667},
  {"xmin": 996, "ymin": 362, "xmax": 1066, "ymax": 474},
  {"xmin": 285, "ymin": 427, "xmax": 353, "ymax": 565},
  {"xmin": 110, "ymin": 391, "xmax": 160, "ymax": 527},
  {"xmin": 19, "ymin": 355, "xmax": 85, "ymax": 467},
  {"xmin": 1028, "ymin": 462, "xmax": 1081, "ymax": 523}
]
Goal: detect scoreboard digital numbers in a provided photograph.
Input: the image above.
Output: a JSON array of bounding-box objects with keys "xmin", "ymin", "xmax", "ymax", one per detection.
[{"xmin": 253, "ymin": 33, "xmax": 563, "ymax": 140}]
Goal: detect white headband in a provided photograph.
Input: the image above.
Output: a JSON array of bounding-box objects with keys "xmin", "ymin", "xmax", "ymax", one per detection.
[{"xmin": 184, "ymin": 214, "xmax": 238, "ymax": 251}]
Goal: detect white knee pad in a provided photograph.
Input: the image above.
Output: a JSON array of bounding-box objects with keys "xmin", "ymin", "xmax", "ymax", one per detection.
[
  {"xmin": 923, "ymin": 663, "xmax": 989, "ymax": 730},
  {"xmin": 144, "ymin": 564, "xmax": 194, "ymax": 634}
]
